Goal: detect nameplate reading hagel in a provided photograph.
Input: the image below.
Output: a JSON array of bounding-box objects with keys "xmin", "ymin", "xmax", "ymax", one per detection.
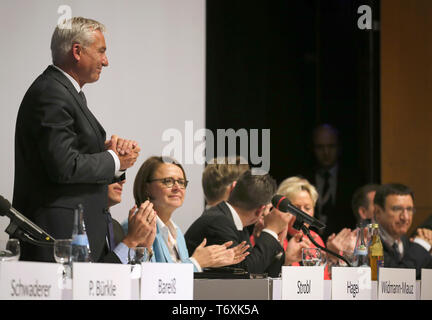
[{"xmin": 331, "ymin": 267, "xmax": 371, "ymax": 300}]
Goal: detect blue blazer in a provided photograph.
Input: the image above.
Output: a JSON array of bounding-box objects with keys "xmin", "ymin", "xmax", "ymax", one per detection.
[{"xmin": 151, "ymin": 224, "xmax": 198, "ymax": 272}]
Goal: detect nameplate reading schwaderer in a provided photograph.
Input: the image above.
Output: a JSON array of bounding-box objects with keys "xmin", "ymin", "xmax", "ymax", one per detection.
[
  {"xmin": 331, "ymin": 267, "xmax": 372, "ymax": 300},
  {"xmin": 378, "ymin": 268, "xmax": 416, "ymax": 300},
  {"xmin": 72, "ymin": 262, "xmax": 131, "ymax": 300},
  {"xmin": 0, "ymin": 261, "xmax": 64, "ymax": 300},
  {"xmin": 140, "ymin": 262, "xmax": 193, "ymax": 300},
  {"xmin": 281, "ymin": 266, "xmax": 324, "ymax": 300}
]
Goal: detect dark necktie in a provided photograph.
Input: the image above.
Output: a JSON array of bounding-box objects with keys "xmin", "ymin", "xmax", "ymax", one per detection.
[
  {"xmin": 322, "ymin": 170, "xmax": 331, "ymax": 202},
  {"xmin": 105, "ymin": 209, "xmax": 116, "ymax": 251},
  {"xmin": 320, "ymin": 171, "xmax": 332, "ymax": 219},
  {"xmin": 392, "ymin": 242, "xmax": 401, "ymax": 261},
  {"xmin": 79, "ymin": 90, "xmax": 87, "ymax": 105}
]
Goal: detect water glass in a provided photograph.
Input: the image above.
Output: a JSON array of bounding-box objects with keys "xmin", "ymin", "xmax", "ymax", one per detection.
[
  {"xmin": 0, "ymin": 239, "xmax": 20, "ymax": 261},
  {"xmin": 54, "ymin": 239, "xmax": 73, "ymax": 284},
  {"xmin": 54, "ymin": 239, "xmax": 73, "ymax": 265},
  {"xmin": 301, "ymin": 247, "xmax": 322, "ymax": 266},
  {"xmin": 128, "ymin": 247, "xmax": 152, "ymax": 265}
]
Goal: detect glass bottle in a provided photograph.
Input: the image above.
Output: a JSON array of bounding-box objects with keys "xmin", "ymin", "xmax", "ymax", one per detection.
[
  {"xmin": 352, "ymin": 225, "xmax": 369, "ymax": 267},
  {"xmin": 368, "ymin": 223, "xmax": 384, "ymax": 281},
  {"xmin": 71, "ymin": 204, "xmax": 92, "ymax": 262}
]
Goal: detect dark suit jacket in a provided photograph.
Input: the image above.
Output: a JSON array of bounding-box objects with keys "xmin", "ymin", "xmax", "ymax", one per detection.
[
  {"xmin": 184, "ymin": 202, "xmax": 285, "ymax": 277},
  {"xmin": 382, "ymin": 235, "xmax": 432, "ymax": 280},
  {"xmin": 302, "ymin": 163, "xmax": 363, "ymax": 241},
  {"xmin": 13, "ymin": 65, "xmax": 119, "ymax": 263}
]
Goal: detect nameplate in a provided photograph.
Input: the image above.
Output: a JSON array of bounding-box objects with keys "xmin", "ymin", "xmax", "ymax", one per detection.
[
  {"xmin": 72, "ymin": 262, "xmax": 131, "ymax": 300},
  {"xmin": 0, "ymin": 261, "xmax": 64, "ymax": 300},
  {"xmin": 331, "ymin": 267, "xmax": 371, "ymax": 300},
  {"xmin": 421, "ymin": 269, "xmax": 432, "ymax": 300},
  {"xmin": 378, "ymin": 268, "xmax": 416, "ymax": 300},
  {"xmin": 140, "ymin": 262, "xmax": 193, "ymax": 300},
  {"xmin": 281, "ymin": 266, "xmax": 324, "ymax": 300}
]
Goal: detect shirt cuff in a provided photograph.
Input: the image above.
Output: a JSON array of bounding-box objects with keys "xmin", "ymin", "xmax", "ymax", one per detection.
[
  {"xmin": 107, "ymin": 150, "xmax": 124, "ymax": 178},
  {"xmin": 413, "ymin": 237, "xmax": 432, "ymax": 252},
  {"xmin": 262, "ymin": 228, "xmax": 279, "ymax": 241},
  {"xmin": 113, "ymin": 241, "xmax": 132, "ymax": 264},
  {"xmin": 189, "ymin": 257, "xmax": 203, "ymax": 272}
]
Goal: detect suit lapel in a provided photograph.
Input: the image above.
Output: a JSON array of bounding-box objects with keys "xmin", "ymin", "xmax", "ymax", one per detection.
[{"xmin": 46, "ymin": 66, "xmax": 106, "ymax": 151}]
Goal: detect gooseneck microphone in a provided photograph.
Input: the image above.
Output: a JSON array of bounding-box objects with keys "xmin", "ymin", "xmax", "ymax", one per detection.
[
  {"xmin": 272, "ymin": 194, "xmax": 326, "ymax": 230},
  {"xmin": 272, "ymin": 194, "xmax": 352, "ymax": 267},
  {"xmin": 0, "ymin": 195, "xmax": 55, "ymax": 246}
]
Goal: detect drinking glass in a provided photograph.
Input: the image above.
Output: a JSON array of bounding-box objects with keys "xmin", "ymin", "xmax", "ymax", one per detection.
[
  {"xmin": 301, "ymin": 247, "xmax": 322, "ymax": 266},
  {"xmin": 128, "ymin": 247, "xmax": 153, "ymax": 265},
  {"xmin": 54, "ymin": 239, "xmax": 72, "ymax": 285},
  {"xmin": 54, "ymin": 239, "xmax": 73, "ymax": 264},
  {"xmin": 0, "ymin": 239, "xmax": 20, "ymax": 261}
]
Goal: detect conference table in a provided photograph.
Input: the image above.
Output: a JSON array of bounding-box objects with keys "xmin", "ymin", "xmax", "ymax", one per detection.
[{"xmin": 0, "ymin": 261, "xmax": 430, "ymax": 300}]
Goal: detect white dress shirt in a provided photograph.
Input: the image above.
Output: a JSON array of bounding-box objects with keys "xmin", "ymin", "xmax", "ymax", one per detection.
[
  {"xmin": 379, "ymin": 226, "xmax": 431, "ymax": 256},
  {"xmin": 225, "ymin": 202, "xmax": 279, "ymax": 241},
  {"xmin": 156, "ymin": 216, "xmax": 202, "ymax": 272}
]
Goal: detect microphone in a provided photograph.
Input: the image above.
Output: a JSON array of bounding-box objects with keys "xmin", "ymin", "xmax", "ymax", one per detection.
[
  {"xmin": 272, "ymin": 194, "xmax": 352, "ymax": 266},
  {"xmin": 271, "ymin": 194, "xmax": 326, "ymax": 230},
  {"xmin": 0, "ymin": 195, "xmax": 55, "ymax": 244}
]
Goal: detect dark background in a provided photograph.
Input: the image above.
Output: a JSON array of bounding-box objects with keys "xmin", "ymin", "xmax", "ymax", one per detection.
[{"xmin": 205, "ymin": 0, "xmax": 380, "ymax": 186}]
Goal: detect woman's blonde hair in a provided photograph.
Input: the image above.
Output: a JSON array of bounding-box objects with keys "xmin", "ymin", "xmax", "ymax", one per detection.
[{"xmin": 277, "ymin": 176, "xmax": 318, "ymax": 205}]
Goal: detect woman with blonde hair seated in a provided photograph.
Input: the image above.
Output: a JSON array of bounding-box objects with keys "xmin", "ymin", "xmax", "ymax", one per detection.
[
  {"xmin": 274, "ymin": 176, "xmax": 329, "ymax": 277},
  {"xmin": 129, "ymin": 156, "xmax": 248, "ymax": 271}
]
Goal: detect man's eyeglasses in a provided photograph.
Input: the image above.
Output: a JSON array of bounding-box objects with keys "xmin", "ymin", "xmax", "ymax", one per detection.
[
  {"xmin": 148, "ymin": 177, "xmax": 188, "ymax": 189},
  {"xmin": 390, "ymin": 206, "xmax": 416, "ymax": 216}
]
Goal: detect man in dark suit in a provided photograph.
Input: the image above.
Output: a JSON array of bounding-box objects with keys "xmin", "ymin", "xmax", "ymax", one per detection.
[
  {"xmin": 106, "ymin": 179, "xmax": 157, "ymax": 263},
  {"xmin": 13, "ymin": 17, "xmax": 140, "ymax": 262},
  {"xmin": 302, "ymin": 124, "xmax": 363, "ymax": 241},
  {"xmin": 185, "ymin": 170, "xmax": 289, "ymax": 277},
  {"xmin": 374, "ymin": 183, "xmax": 432, "ymax": 279}
]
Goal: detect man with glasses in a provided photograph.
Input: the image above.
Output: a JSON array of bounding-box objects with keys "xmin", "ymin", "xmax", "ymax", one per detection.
[{"xmin": 374, "ymin": 183, "xmax": 432, "ymax": 278}]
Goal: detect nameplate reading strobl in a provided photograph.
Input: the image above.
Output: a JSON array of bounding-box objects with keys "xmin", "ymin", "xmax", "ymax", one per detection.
[
  {"xmin": 331, "ymin": 267, "xmax": 371, "ymax": 300},
  {"xmin": 72, "ymin": 262, "xmax": 131, "ymax": 300},
  {"xmin": 378, "ymin": 268, "xmax": 416, "ymax": 300},
  {"xmin": 0, "ymin": 261, "xmax": 64, "ymax": 300},
  {"xmin": 281, "ymin": 266, "xmax": 324, "ymax": 300},
  {"xmin": 140, "ymin": 262, "xmax": 193, "ymax": 300}
]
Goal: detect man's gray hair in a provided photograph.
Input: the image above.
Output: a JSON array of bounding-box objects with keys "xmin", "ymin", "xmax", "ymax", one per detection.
[{"xmin": 50, "ymin": 17, "xmax": 106, "ymax": 65}]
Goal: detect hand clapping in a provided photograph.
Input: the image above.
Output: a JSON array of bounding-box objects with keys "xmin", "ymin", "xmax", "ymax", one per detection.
[{"xmin": 106, "ymin": 135, "xmax": 141, "ymax": 170}]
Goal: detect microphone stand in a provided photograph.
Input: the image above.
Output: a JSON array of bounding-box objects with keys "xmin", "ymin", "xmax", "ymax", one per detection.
[
  {"xmin": 293, "ymin": 220, "xmax": 352, "ymax": 267},
  {"xmin": 5, "ymin": 221, "xmax": 54, "ymax": 247}
]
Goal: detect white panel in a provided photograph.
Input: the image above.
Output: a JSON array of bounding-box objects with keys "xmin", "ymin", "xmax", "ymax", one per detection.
[{"xmin": 0, "ymin": 0, "xmax": 205, "ymax": 241}]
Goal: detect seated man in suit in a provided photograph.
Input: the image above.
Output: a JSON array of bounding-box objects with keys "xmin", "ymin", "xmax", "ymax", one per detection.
[
  {"xmin": 202, "ymin": 156, "xmax": 250, "ymax": 208},
  {"xmin": 106, "ymin": 178, "xmax": 156, "ymax": 264},
  {"xmin": 374, "ymin": 183, "xmax": 432, "ymax": 279},
  {"xmin": 351, "ymin": 183, "xmax": 380, "ymax": 226},
  {"xmin": 185, "ymin": 170, "xmax": 290, "ymax": 277}
]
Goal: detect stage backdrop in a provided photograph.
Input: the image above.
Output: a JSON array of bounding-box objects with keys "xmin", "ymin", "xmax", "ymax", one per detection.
[{"xmin": 0, "ymin": 0, "xmax": 205, "ymax": 241}]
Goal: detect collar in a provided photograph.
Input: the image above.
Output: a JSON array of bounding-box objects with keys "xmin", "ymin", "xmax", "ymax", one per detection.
[
  {"xmin": 379, "ymin": 225, "xmax": 402, "ymax": 249},
  {"xmin": 225, "ymin": 201, "xmax": 244, "ymax": 231},
  {"xmin": 156, "ymin": 215, "xmax": 178, "ymax": 241},
  {"xmin": 318, "ymin": 164, "xmax": 338, "ymax": 178},
  {"xmin": 52, "ymin": 64, "xmax": 82, "ymax": 93}
]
